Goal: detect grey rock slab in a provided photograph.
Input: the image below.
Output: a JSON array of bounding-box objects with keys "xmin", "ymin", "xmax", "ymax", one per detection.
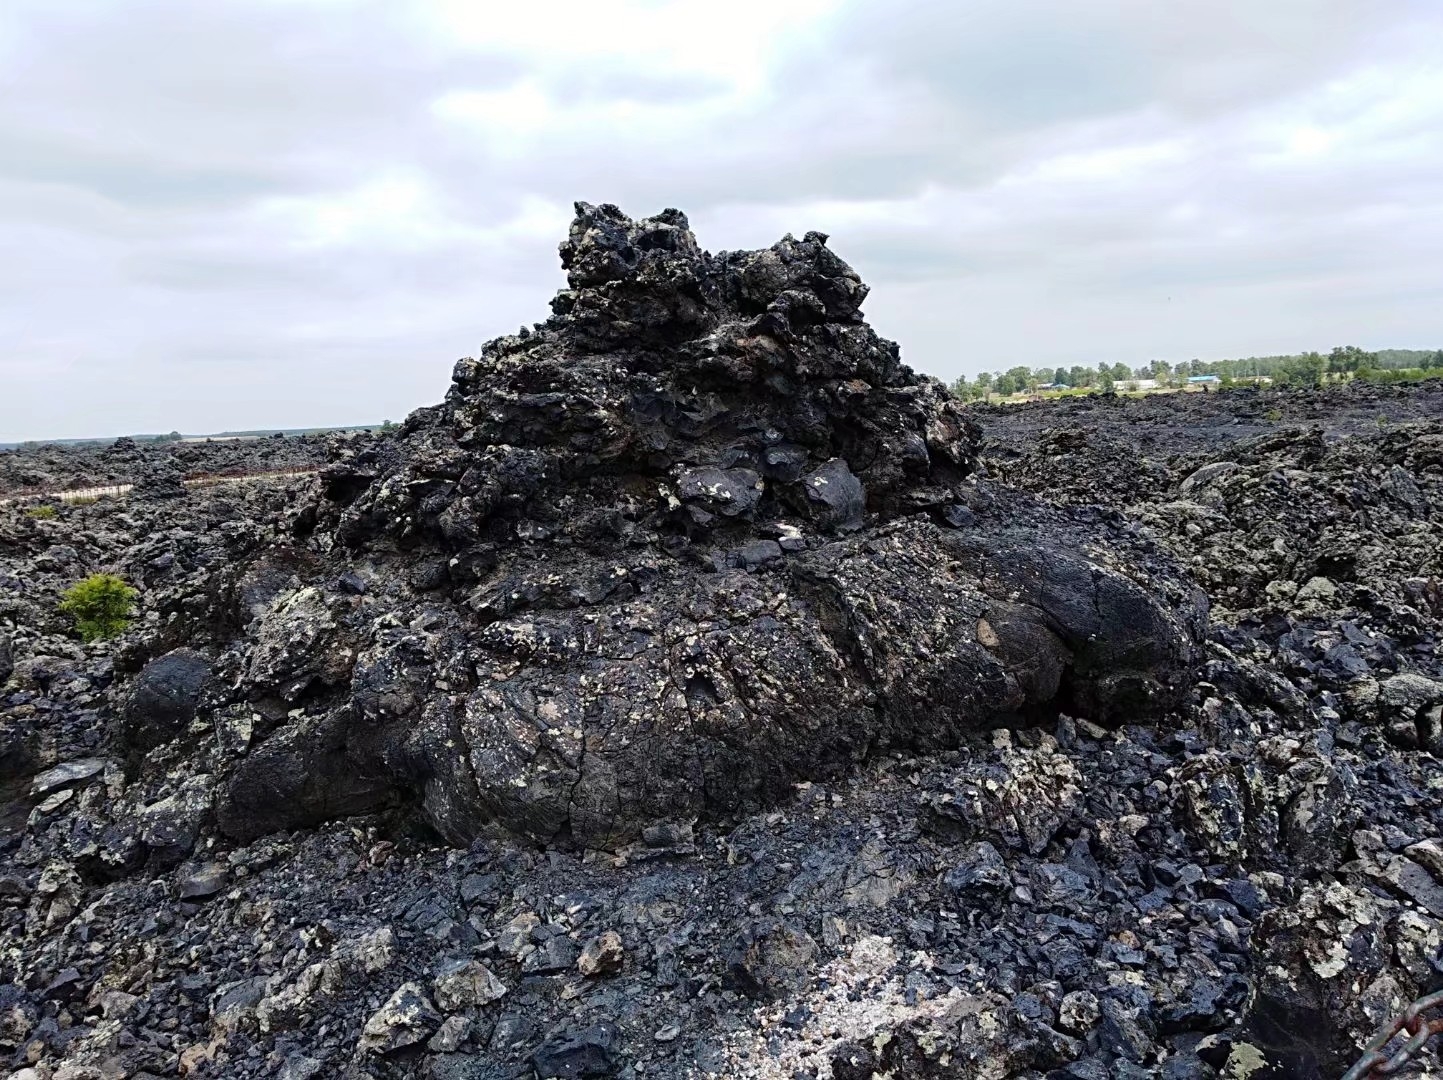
[
  {"xmin": 29, "ymin": 758, "xmax": 106, "ymax": 796},
  {"xmin": 176, "ymin": 862, "xmax": 230, "ymax": 900}
]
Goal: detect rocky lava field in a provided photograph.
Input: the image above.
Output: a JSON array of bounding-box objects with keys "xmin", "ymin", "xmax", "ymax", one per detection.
[
  {"xmin": 2, "ymin": 205, "xmax": 1443, "ymax": 1080},
  {"xmin": 0, "ymin": 437, "xmax": 334, "ymax": 502}
]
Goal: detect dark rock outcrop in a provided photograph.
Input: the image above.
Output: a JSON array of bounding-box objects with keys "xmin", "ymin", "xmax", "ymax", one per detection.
[
  {"xmin": 209, "ymin": 204, "xmax": 1205, "ymax": 846},
  {"xmin": 119, "ymin": 647, "xmax": 210, "ymax": 753}
]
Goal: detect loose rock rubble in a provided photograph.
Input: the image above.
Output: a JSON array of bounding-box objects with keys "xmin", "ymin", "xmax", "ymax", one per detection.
[{"xmin": 3, "ymin": 206, "xmax": 1443, "ymax": 1079}]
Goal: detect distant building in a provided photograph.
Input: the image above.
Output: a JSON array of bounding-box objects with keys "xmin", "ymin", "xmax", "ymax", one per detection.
[{"xmin": 1187, "ymin": 375, "xmax": 1221, "ymax": 384}]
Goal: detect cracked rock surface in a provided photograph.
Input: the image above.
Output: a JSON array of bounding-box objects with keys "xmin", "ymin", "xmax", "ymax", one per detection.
[{"xmin": 3, "ymin": 208, "xmax": 1443, "ymax": 1079}]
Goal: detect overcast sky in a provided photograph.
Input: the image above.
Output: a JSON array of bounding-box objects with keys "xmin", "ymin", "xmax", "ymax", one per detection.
[{"xmin": 2, "ymin": 0, "xmax": 1440, "ymax": 440}]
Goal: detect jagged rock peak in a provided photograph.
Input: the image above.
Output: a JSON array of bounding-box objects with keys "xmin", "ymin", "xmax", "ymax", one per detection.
[
  {"xmin": 325, "ymin": 203, "xmax": 978, "ymax": 552},
  {"xmin": 541, "ymin": 200, "xmax": 870, "ymax": 343},
  {"xmin": 449, "ymin": 200, "xmax": 941, "ymax": 401}
]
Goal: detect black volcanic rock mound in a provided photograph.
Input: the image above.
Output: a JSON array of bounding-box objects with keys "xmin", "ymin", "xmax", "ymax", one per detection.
[{"xmin": 202, "ymin": 203, "xmax": 1207, "ymax": 848}]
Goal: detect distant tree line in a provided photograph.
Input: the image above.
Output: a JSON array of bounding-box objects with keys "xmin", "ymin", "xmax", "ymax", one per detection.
[{"xmin": 949, "ymin": 347, "xmax": 1442, "ymax": 399}]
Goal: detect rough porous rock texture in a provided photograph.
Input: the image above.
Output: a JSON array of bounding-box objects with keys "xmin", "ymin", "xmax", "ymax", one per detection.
[
  {"xmin": 200, "ymin": 203, "xmax": 1203, "ymax": 849},
  {"xmin": 4, "ymin": 207, "xmax": 1443, "ymax": 1079}
]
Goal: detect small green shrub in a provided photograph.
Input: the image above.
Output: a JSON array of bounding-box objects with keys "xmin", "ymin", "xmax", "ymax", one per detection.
[
  {"xmin": 58, "ymin": 573, "xmax": 138, "ymax": 642},
  {"xmin": 1264, "ymin": 408, "xmax": 1283, "ymax": 422},
  {"xmin": 25, "ymin": 505, "xmax": 57, "ymax": 520}
]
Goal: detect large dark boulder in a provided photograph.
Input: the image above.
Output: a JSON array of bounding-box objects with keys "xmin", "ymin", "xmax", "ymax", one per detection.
[
  {"xmin": 119, "ymin": 648, "xmax": 210, "ymax": 752},
  {"xmin": 205, "ymin": 204, "xmax": 1206, "ymax": 847}
]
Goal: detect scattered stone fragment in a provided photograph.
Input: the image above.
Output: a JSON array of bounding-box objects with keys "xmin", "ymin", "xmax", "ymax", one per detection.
[
  {"xmin": 496, "ymin": 911, "xmax": 541, "ymax": 957},
  {"xmin": 428, "ymin": 1014, "xmax": 474, "ymax": 1053},
  {"xmin": 533, "ymin": 1021, "xmax": 619, "ymax": 1079},
  {"xmin": 0, "ymin": 985, "xmax": 38, "ymax": 1049},
  {"xmin": 432, "ymin": 959, "xmax": 507, "ymax": 1011},
  {"xmin": 359, "ymin": 983, "xmax": 441, "ymax": 1055},
  {"xmin": 1058, "ymin": 990, "xmax": 1102, "ymax": 1035},
  {"xmin": 176, "ymin": 861, "xmax": 229, "ymax": 900},
  {"xmin": 639, "ymin": 821, "xmax": 696, "ymax": 859},
  {"xmin": 577, "ymin": 931, "xmax": 624, "ymax": 977},
  {"xmin": 524, "ymin": 935, "xmax": 579, "ymax": 974},
  {"xmin": 942, "ymin": 841, "xmax": 1010, "ymax": 896}
]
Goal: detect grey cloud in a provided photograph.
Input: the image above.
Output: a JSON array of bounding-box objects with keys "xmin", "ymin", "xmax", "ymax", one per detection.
[
  {"xmin": 2, "ymin": 0, "xmax": 520, "ymax": 203},
  {"xmin": 544, "ymin": 68, "xmax": 735, "ymax": 109},
  {"xmin": 823, "ymin": 5, "xmax": 1149, "ymax": 128},
  {"xmin": 825, "ymin": 0, "xmax": 1386, "ymax": 122},
  {"xmin": 2, "ymin": 132, "xmax": 284, "ymax": 207},
  {"xmin": 431, "ymin": 0, "xmax": 1415, "ymax": 221}
]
